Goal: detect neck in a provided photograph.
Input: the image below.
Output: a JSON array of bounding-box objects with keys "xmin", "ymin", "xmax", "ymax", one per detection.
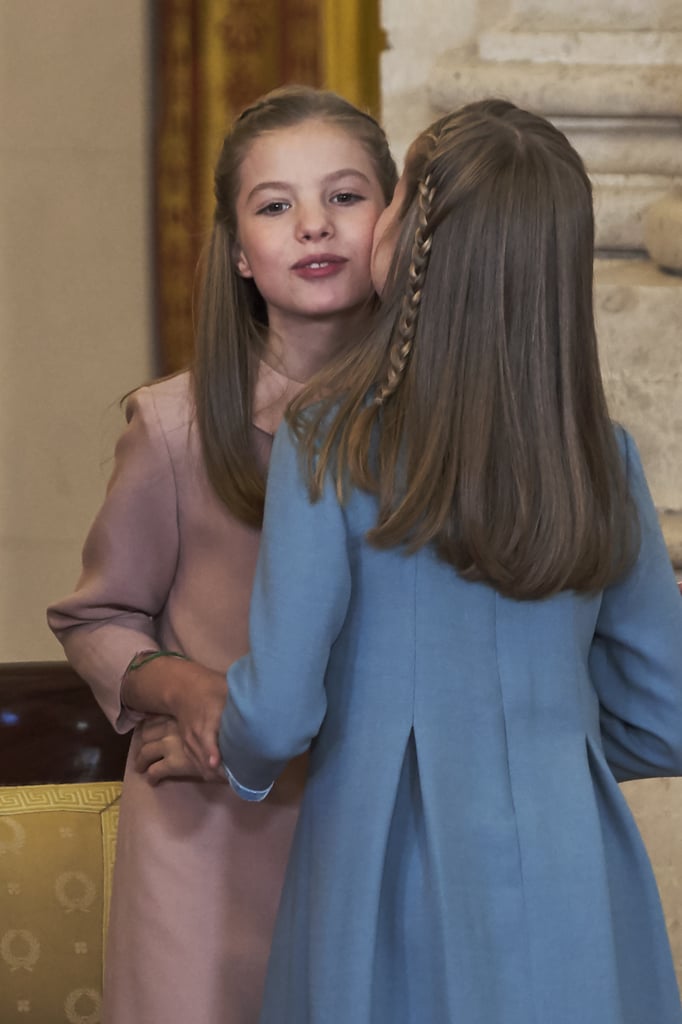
[{"xmin": 264, "ymin": 305, "xmax": 370, "ymax": 383}]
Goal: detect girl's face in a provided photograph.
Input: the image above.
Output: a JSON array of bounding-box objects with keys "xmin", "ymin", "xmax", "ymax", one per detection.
[
  {"xmin": 234, "ymin": 119, "xmax": 387, "ymax": 336},
  {"xmin": 370, "ymin": 170, "xmax": 408, "ymax": 296}
]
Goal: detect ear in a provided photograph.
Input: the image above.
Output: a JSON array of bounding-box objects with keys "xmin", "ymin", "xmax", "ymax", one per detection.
[{"xmin": 233, "ymin": 243, "xmax": 253, "ymax": 279}]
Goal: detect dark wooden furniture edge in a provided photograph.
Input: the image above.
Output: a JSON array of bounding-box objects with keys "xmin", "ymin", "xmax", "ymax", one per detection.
[{"xmin": 0, "ymin": 662, "xmax": 130, "ymax": 786}]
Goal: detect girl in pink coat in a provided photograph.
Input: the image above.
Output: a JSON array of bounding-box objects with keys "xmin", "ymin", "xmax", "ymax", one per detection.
[{"xmin": 47, "ymin": 85, "xmax": 397, "ymax": 1024}]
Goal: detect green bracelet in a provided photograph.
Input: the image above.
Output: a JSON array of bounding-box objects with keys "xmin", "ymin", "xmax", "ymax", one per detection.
[{"xmin": 127, "ymin": 649, "xmax": 189, "ymax": 672}]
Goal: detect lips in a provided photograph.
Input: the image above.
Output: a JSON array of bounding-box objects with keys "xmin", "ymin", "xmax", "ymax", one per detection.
[
  {"xmin": 291, "ymin": 254, "xmax": 348, "ymax": 279},
  {"xmin": 291, "ymin": 253, "xmax": 346, "ymax": 270}
]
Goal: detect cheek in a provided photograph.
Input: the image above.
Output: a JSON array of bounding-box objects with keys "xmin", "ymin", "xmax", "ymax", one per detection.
[
  {"xmin": 371, "ymin": 230, "xmax": 394, "ymax": 296},
  {"xmin": 370, "ymin": 248, "xmax": 384, "ymax": 296},
  {"xmin": 354, "ymin": 204, "xmax": 388, "ymax": 269},
  {"xmin": 234, "ymin": 228, "xmax": 279, "ymax": 282},
  {"xmin": 372, "ymin": 206, "xmax": 389, "ymax": 247}
]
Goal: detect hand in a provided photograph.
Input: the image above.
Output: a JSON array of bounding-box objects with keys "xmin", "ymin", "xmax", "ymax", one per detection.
[
  {"xmin": 122, "ymin": 657, "xmax": 228, "ymax": 778},
  {"xmin": 136, "ymin": 714, "xmax": 226, "ymax": 785}
]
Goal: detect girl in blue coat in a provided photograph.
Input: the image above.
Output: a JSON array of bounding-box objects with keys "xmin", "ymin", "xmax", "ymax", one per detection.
[{"xmin": 219, "ymin": 99, "xmax": 682, "ymax": 1023}]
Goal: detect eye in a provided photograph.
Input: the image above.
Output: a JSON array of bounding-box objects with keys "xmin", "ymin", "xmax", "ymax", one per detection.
[
  {"xmin": 330, "ymin": 191, "xmax": 364, "ymax": 206},
  {"xmin": 256, "ymin": 200, "xmax": 291, "ymax": 216}
]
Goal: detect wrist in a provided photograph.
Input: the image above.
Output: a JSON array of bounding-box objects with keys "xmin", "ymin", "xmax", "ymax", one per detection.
[
  {"xmin": 122, "ymin": 651, "xmax": 192, "ymax": 717},
  {"xmin": 127, "ymin": 649, "xmax": 189, "ymax": 672}
]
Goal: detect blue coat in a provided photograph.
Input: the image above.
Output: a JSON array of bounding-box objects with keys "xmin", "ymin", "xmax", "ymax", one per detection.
[{"xmin": 220, "ymin": 424, "xmax": 682, "ymax": 1024}]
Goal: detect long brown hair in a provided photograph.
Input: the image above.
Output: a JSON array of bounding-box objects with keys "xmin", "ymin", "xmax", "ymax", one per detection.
[
  {"xmin": 290, "ymin": 99, "xmax": 639, "ymax": 599},
  {"xmin": 193, "ymin": 85, "xmax": 397, "ymax": 528}
]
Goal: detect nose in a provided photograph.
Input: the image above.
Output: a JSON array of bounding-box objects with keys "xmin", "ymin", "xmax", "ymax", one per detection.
[{"xmin": 296, "ymin": 202, "xmax": 333, "ymax": 242}]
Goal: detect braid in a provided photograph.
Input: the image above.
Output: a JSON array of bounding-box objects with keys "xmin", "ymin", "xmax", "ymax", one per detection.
[{"xmin": 375, "ymin": 175, "xmax": 435, "ymax": 405}]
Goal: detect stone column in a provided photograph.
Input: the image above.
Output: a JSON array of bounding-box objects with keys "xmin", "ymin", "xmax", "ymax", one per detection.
[
  {"xmin": 429, "ymin": 23, "xmax": 682, "ymax": 255},
  {"xmin": 644, "ymin": 187, "xmax": 682, "ymax": 274}
]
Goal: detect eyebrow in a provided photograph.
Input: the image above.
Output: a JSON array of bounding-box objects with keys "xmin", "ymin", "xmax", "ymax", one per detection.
[{"xmin": 246, "ymin": 168, "xmax": 372, "ymax": 202}]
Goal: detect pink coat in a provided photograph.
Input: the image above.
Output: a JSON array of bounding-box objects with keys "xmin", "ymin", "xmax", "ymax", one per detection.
[{"xmin": 48, "ymin": 366, "xmax": 306, "ymax": 1024}]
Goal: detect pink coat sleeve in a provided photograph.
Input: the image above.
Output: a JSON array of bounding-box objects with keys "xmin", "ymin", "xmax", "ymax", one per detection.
[{"xmin": 47, "ymin": 387, "xmax": 180, "ymax": 733}]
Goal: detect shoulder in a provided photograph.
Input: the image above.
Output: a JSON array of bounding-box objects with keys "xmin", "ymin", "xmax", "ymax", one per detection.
[
  {"xmin": 124, "ymin": 371, "xmax": 195, "ymax": 440},
  {"xmin": 111, "ymin": 372, "xmax": 197, "ymax": 477},
  {"xmin": 612, "ymin": 422, "xmax": 633, "ymax": 457},
  {"xmin": 611, "ymin": 423, "xmax": 647, "ymax": 490}
]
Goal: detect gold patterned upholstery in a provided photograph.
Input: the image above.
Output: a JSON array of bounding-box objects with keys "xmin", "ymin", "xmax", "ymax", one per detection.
[{"xmin": 0, "ymin": 783, "xmax": 121, "ymax": 1024}]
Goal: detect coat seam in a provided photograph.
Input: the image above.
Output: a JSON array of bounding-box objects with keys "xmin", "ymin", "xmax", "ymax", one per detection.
[{"xmin": 494, "ymin": 594, "xmax": 541, "ymax": 1024}]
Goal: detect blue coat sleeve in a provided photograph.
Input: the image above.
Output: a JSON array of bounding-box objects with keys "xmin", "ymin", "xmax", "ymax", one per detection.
[
  {"xmin": 590, "ymin": 429, "xmax": 682, "ymax": 782},
  {"xmin": 219, "ymin": 421, "xmax": 351, "ymax": 798}
]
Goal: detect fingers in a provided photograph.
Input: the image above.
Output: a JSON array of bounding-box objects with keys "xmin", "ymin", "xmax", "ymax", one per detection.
[
  {"xmin": 181, "ymin": 726, "xmax": 222, "ymax": 778},
  {"xmin": 137, "ymin": 739, "xmax": 203, "ymax": 783},
  {"xmin": 135, "ymin": 738, "xmax": 168, "ymax": 774},
  {"xmin": 137, "ymin": 688, "xmax": 225, "ymax": 781},
  {"xmin": 145, "ymin": 758, "xmax": 197, "ymax": 786},
  {"xmin": 145, "ymin": 755, "xmax": 226, "ymax": 786},
  {"xmin": 138, "ymin": 715, "xmax": 174, "ymax": 744},
  {"xmin": 136, "ymin": 726, "xmax": 224, "ymax": 785},
  {"xmin": 144, "ymin": 765, "xmax": 227, "ymax": 786}
]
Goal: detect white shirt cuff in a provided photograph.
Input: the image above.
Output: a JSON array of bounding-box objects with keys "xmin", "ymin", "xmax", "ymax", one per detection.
[{"xmin": 223, "ymin": 764, "xmax": 274, "ymax": 802}]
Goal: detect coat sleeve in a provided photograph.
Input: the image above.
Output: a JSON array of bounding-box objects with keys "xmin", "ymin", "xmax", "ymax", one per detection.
[
  {"xmin": 590, "ymin": 428, "xmax": 682, "ymax": 782},
  {"xmin": 219, "ymin": 421, "xmax": 351, "ymax": 799},
  {"xmin": 46, "ymin": 387, "xmax": 180, "ymax": 732}
]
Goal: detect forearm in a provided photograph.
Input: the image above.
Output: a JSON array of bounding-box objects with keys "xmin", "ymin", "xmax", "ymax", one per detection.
[{"xmin": 56, "ymin": 621, "xmax": 160, "ymax": 732}]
